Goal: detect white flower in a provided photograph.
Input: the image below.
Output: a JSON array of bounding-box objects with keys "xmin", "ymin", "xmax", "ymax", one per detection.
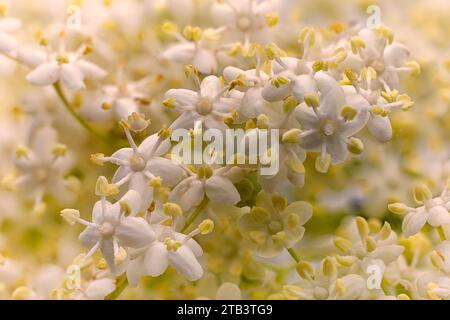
[
  {"xmin": 71, "ymin": 189, "xmax": 155, "ymax": 273},
  {"xmin": 287, "ymin": 257, "xmax": 366, "ymax": 300},
  {"xmin": 262, "ymin": 57, "xmax": 316, "ymax": 103},
  {"xmin": 164, "ymin": 75, "xmax": 239, "ymax": 130},
  {"xmin": 169, "ymin": 165, "xmax": 240, "ymax": 212},
  {"xmin": 161, "ymin": 27, "xmax": 224, "ymax": 75},
  {"xmin": 71, "ymin": 278, "xmax": 116, "ymax": 300},
  {"xmin": 223, "ymin": 66, "xmax": 271, "ymax": 119},
  {"xmin": 22, "ymin": 41, "xmax": 106, "ymax": 90},
  {"xmin": 0, "ymin": 16, "xmax": 21, "ymax": 53},
  {"xmin": 393, "ymin": 184, "xmax": 450, "ymax": 237},
  {"xmin": 96, "ymin": 131, "xmax": 185, "ymax": 208},
  {"xmin": 345, "ymin": 27, "xmax": 414, "ymax": 90},
  {"xmin": 295, "ymin": 73, "xmax": 369, "ymax": 164},
  {"xmin": 126, "ymin": 224, "xmax": 204, "ymax": 286},
  {"xmin": 98, "ymin": 75, "xmax": 151, "ymax": 120},
  {"xmin": 211, "ymin": 0, "xmax": 276, "ymax": 46},
  {"xmin": 417, "ymin": 273, "xmax": 450, "ymax": 300},
  {"xmin": 334, "ymin": 217, "xmax": 404, "ymax": 274},
  {"xmin": 11, "ymin": 126, "xmax": 76, "ymax": 213}
]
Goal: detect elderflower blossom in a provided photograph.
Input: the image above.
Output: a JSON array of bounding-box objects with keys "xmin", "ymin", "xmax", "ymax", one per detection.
[{"xmin": 0, "ymin": 0, "xmax": 449, "ymax": 301}]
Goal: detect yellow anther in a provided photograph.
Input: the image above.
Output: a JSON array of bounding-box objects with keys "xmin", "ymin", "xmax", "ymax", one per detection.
[
  {"xmin": 96, "ymin": 258, "xmax": 108, "ymax": 270},
  {"xmin": 101, "ymin": 102, "xmax": 111, "ymax": 110},
  {"xmin": 15, "ymin": 145, "xmax": 29, "ymax": 158},
  {"xmin": 197, "ymin": 164, "xmax": 213, "ymax": 179},
  {"xmin": 322, "ymin": 257, "xmax": 337, "ymax": 277},
  {"xmin": 350, "ymin": 36, "xmax": 366, "ymax": 54},
  {"xmin": 161, "ymin": 20, "xmax": 178, "ymax": 34},
  {"xmin": 119, "ymin": 199, "xmax": 131, "ymax": 215},
  {"xmin": 148, "ymin": 176, "xmax": 162, "ymax": 188},
  {"xmin": 157, "ymin": 126, "xmax": 172, "ymax": 139},
  {"xmin": 164, "ymin": 237, "xmax": 182, "ymax": 251},
  {"xmin": 95, "ymin": 176, "xmax": 119, "ymax": 196},
  {"xmin": 347, "ymin": 137, "xmax": 364, "ymax": 155},
  {"xmin": 397, "ymin": 294, "xmax": 410, "ymax": 300},
  {"xmin": 39, "ymin": 37, "xmax": 49, "ymax": 46},
  {"xmin": 296, "ymin": 260, "xmax": 315, "ymax": 279},
  {"xmin": 281, "ymin": 128, "xmax": 302, "ymax": 144},
  {"xmin": 246, "ymin": 42, "xmax": 263, "ymax": 57},
  {"xmin": 340, "ymin": 105, "xmax": 357, "ymax": 120},
  {"xmin": 334, "ymin": 237, "xmax": 353, "ymax": 253},
  {"xmin": 118, "ymin": 119, "xmax": 131, "ymax": 130},
  {"xmin": 245, "ymin": 119, "xmax": 256, "ymax": 130},
  {"xmin": 264, "ymin": 12, "xmax": 279, "ymax": 27},
  {"xmin": 90, "ymin": 153, "xmax": 105, "ymax": 166},
  {"xmin": 52, "ymin": 143, "xmax": 67, "ymax": 157},
  {"xmin": 162, "ymin": 97, "xmax": 177, "ymax": 109},
  {"xmin": 128, "ymin": 112, "xmax": 150, "ymax": 132},
  {"xmin": 199, "ymin": 219, "xmax": 214, "ymax": 235},
  {"xmin": 365, "ymin": 236, "xmax": 377, "ymax": 252},
  {"xmin": 272, "ymin": 231, "xmax": 286, "ymax": 244},
  {"xmin": 265, "ymin": 42, "xmax": 286, "ymax": 60},
  {"xmin": 32, "ymin": 202, "xmax": 46, "ymax": 217},
  {"xmin": 427, "ymin": 282, "xmax": 441, "ymax": 300},
  {"xmin": 335, "ymin": 278, "xmax": 346, "ymax": 297},
  {"xmin": 332, "ymin": 47, "xmax": 347, "ymax": 64},
  {"xmin": 282, "ymin": 96, "xmax": 298, "ymax": 113},
  {"xmin": 11, "ymin": 287, "xmax": 32, "ymax": 300},
  {"xmin": 286, "ymin": 158, "xmax": 305, "ymax": 174},
  {"xmin": 283, "ymin": 285, "xmax": 302, "ymax": 300},
  {"xmin": 406, "ymin": 61, "xmax": 421, "ymax": 77},
  {"xmin": 397, "ymin": 94, "xmax": 414, "ymax": 111},
  {"xmin": 271, "ymin": 194, "xmax": 287, "ymax": 212},
  {"xmin": 414, "ymin": 183, "xmax": 432, "ymax": 204},
  {"xmin": 371, "ymin": 105, "xmax": 384, "ymax": 115},
  {"xmin": 1, "ymin": 174, "xmax": 16, "ymax": 191},
  {"xmin": 379, "ymin": 222, "xmax": 392, "ymax": 240},
  {"xmin": 375, "ymin": 25, "xmax": 394, "ymax": 44},
  {"xmin": 430, "ymin": 250, "xmax": 445, "ymax": 271},
  {"xmin": 344, "ymin": 68, "xmax": 358, "ymax": 82},
  {"xmin": 304, "ymin": 93, "xmax": 319, "ymax": 108},
  {"xmin": 183, "ymin": 26, "xmax": 202, "ymax": 41},
  {"xmin": 355, "ymin": 217, "xmax": 369, "ymax": 239},
  {"xmin": 0, "ymin": 4, "xmax": 8, "ymax": 17},
  {"xmin": 184, "ymin": 64, "xmax": 200, "ymax": 78},
  {"xmin": 163, "ymin": 202, "xmax": 183, "ymax": 216},
  {"xmin": 336, "ymin": 256, "xmax": 357, "ymax": 267},
  {"xmin": 312, "ymin": 60, "xmax": 328, "ymax": 72},
  {"xmin": 250, "ymin": 206, "xmax": 270, "ymax": 222},
  {"xmin": 50, "ymin": 288, "xmax": 70, "ymax": 300},
  {"xmin": 298, "ymin": 27, "xmax": 315, "ymax": 46},
  {"xmin": 228, "ymin": 42, "xmax": 243, "ymax": 56},
  {"xmin": 60, "ymin": 209, "xmax": 80, "ymax": 225},
  {"xmin": 315, "ymin": 154, "xmax": 331, "ymax": 173},
  {"xmin": 329, "ymin": 22, "xmax": 345, "ymax": 34},
  {"xmin": 56, "ymin": 54, "xmax": 70, "ymax": 65},
  {"xmin": 256, "ymin": 114, "xmax": 269, "ymax": 129},
  {"xmin": 114, "ymin": 247, "xmax": 127, "ymax": 264},
  {"xmin": 249, "ymin": 231, "xmax": 267, "ymax": 245}
]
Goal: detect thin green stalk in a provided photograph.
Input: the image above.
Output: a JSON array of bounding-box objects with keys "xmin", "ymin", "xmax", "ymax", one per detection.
[
  {"xmin": 53, "ymin": 82, "xmax": 104, "ymax": 139},
  {"xmin": 287, "ymin": 247, "xmax": 300, "ymax": 263},
  {"xmin": 181, "ymin": 197, "xmax": 210, "ymax": 233},
  {"xmin": 105, "ymin": 274, "xmax": 128, "ymax": 300}
]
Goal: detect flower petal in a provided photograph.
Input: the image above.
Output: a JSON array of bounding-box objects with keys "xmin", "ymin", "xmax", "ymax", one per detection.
[
  {"xmin": 26, "ymin": 61, "xmax": 60, "ymax": 86},
  {"xmin": 205, "ymin": 175, "xmax": 240, "ymax": 205},
  {"xmin": 168, "ymin": 245, "xmax": 203, "ymax": 281}
]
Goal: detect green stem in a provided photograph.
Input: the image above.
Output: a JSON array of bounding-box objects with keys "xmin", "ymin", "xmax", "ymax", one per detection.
[
  {"xmin": 105, "ymin": 274, "xmax": 128, "ymax": 300},
  {"xmin": 53, "ymin": 82, "xmax": 104, "ymax": 139},
  {"xmin": 181, "ymin": 197, "xmax": 209, "ymax": 233},
  {"xmin": 287, "ymin": 247, "xmax": 300, "ymax": 263}
]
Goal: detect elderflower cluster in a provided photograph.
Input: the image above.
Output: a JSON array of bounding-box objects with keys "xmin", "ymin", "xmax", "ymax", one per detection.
[{"xmin": 0, "ymin": 0, "xmax": 448, "ymax": 300}]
